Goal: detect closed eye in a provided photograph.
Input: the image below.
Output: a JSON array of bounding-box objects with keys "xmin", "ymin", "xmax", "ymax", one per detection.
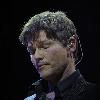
[
  {"xmin": 43, "ymin": 44, "xmax": 50, "ymax": 49},
  {"xmin": 43, "ymin": 41, "xmax": 53, "ymax": 49}
]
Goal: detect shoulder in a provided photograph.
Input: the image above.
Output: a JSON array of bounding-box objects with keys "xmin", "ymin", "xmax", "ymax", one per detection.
[
  {"xmin": 93, "ymin": 84, "xmax": 100, "ymax": 98},
  {"xmin": 72, "ymin": 75, "xmax": 100, "ymax": 100},
  {"xmin": 80, "ymin": 82, "xmax": 100, "ymax": 100}
]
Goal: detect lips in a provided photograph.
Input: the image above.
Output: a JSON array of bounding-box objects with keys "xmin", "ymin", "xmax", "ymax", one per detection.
[
  {"xmin": 38, "ymin": 62, "xmax": 48, "ymax": 67},
  {"xmin": 37, "ymin": 62, "xmax": 49, "ymax": 70}
]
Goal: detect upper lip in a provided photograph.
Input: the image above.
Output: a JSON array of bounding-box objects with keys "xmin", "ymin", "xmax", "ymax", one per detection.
[{"xmin": 37, "ymin": 62, "xmax": 49, "ymax": 67}]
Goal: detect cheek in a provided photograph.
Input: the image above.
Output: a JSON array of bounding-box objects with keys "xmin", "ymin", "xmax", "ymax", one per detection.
[
  {"xmin": 47, "ymin": 47, "xmax": 57, "ymax": 56},
  {"xmin": 46, "ymin": 47, "xmax": 67, "ymax": 65}
]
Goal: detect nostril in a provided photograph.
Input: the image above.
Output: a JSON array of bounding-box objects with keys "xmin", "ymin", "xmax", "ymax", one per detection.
[
  {"xmin": 35, "ymin": 58, "xmax": 43, "ymax": 64},
  {"xmin": 31, "ymin": 58, "xmax": 43, "ymax": 70},
  {"xmin": 30, "ymin": 54, "xmax": 43, "ymax": 67}
]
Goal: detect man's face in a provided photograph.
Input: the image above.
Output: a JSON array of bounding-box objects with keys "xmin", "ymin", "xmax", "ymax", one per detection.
[{"xmin": 27, "ymin": 30, "xmax": 70, "ymax": 80}]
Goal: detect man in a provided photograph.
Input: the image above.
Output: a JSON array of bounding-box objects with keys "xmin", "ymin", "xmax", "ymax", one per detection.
[{"xmin": 19, "ymin": 11, "xmax": 99, "ymax": 100}]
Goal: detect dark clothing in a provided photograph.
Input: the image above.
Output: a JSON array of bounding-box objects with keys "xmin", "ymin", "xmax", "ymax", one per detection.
[
  {"xmin": 54, "ymin": 69, "xmax": 99, "ymax": 100},
  {"xmin": 27, "ymin": 70, "xmax": 100, "ymax": 100}
]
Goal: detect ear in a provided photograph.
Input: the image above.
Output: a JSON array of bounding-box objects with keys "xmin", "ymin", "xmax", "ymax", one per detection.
[{"xmin": 68, "ymin": 35, "xmax": 77, "ymax": 53}]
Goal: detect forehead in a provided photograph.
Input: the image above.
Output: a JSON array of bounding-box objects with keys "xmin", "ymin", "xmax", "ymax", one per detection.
[
  {"xmin": 27, "ymin": 30, "xmax": 46, "ymax": 45},
  {"xmin": 28, "ymin": 30, "xmax": 62, "ymax": 47},
  {"xmin": 36, "ymin": 30, "xmax": 48, "ymax": 42},
  {"xmin": 28, "ymin": 30, "xmax": 50, "ymax": 46}
]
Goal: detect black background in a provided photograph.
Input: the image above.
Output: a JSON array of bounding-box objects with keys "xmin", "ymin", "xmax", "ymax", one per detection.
[{"xmin": 1, "ymin": 0, "xmax": 100, "ymax": 100}]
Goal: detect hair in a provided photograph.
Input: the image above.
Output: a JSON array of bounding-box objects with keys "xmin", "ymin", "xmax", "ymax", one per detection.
[
  {"xmin": 19, "ymin": 11, "xmax": 78, "ymax": 61},
  {"xmin": 19, "ymin": 11, "xmax": 77, "ymax": 47}
]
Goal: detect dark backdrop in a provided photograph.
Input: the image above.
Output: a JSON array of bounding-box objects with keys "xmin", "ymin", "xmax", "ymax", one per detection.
[{"xmin": 1, "ymin": 0, "xmax": 100, "ymax": 100}]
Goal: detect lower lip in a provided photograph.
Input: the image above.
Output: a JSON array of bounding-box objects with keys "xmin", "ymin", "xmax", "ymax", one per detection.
[{"xmin": 38, "ymin": 65, "xmax": 47, "ymax": 71}]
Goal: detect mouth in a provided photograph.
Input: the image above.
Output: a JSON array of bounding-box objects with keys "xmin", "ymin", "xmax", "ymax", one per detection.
[
  {"xmin": 38, "ymin": 62, "xmax": 49, "ymax": 66},
  {"xmin": 36, "ymin": 62, "xmax": 49, "ymax": 71}
]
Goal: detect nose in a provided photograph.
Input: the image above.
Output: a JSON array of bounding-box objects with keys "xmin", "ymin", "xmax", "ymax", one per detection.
[{"xmin": 31, "ymin": 48, "xmax": 43, "ymax": 64}]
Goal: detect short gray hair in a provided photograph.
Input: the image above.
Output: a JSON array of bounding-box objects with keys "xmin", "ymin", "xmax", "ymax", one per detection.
[{"xmin": 19, "ymin": 11, "xmax": 77, "ymax": 47}]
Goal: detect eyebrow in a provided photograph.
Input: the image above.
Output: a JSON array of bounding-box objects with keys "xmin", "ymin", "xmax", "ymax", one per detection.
[
  {"xmin": 33, "ymin": 40, "xmax": 53, "ymax": 47},
  {"xmin": 36, "ymin": 40, "xmax": 53, "ymax": 44}
]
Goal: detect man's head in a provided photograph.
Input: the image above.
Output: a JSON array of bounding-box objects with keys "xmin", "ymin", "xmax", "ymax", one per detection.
[{"xmin": 19, "ymin": 11, "xmax": 78, "ymax": 81}]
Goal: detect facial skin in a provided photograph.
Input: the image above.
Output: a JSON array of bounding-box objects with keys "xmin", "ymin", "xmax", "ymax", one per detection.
[{"xmin": 27, "ymin": 30, "xmax": 76, "ymax": 83}]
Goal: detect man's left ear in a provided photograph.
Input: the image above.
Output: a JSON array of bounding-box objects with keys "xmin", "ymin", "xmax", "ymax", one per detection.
[{"xmin": 67, "ymin": 35, "xmax": 77, "ymax": 53}]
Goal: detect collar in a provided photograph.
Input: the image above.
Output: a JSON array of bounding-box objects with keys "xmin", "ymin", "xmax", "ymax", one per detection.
[
  {"xmin": 57, "ymin": 69, "xmax": 81, "ymax": 92},
  {"xmin": 54, "ymin": 69, "xmax": 81, "ymax": 98}
]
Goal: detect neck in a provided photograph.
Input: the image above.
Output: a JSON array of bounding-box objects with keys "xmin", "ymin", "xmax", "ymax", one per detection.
[
  {"xmin": 60, "ymin": 60, "xmax": 76, "ymax": 82},
  {"xmin": 48, "ymin": 59, "xmax": 76, "ymax": 91}
]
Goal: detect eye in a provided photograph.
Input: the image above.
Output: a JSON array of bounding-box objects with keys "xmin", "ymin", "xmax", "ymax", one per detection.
[
  {"xmin": 43, "ymin": 44, "xmax": 50, "ymax": 49},
  {"xmin": 43, "ymin": 42, "xmax": 51, "ymax": 49},
  {"xmin": 27, "ymin": 46, "xmax": 36, "ymax": 55}
]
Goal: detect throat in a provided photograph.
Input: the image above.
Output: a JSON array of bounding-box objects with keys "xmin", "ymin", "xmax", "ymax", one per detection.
[{"xmin": 47, "ymin": 60, "xmax": 76, "ymax": 91}]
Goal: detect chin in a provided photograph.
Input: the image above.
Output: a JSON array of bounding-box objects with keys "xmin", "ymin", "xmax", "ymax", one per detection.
[{"xmin": 39, "ymin": 71, "xmax": 53, "ymax": 80}]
